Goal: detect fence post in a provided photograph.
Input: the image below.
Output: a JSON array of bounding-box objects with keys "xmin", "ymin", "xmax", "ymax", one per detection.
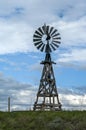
[{"xmin": 8, "ymin": 97, "xmax": 10, "ymax": 112}]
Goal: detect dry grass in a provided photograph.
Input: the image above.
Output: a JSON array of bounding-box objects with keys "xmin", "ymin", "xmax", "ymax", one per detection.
[{"xmin": 0, "ymin": 111, "xmax": 86, "ymax": 130}]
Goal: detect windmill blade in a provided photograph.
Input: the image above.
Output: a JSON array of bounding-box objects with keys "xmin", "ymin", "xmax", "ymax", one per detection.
[
  {"xmin": 33, "ymin": 34, "xmax": 41, "ymax": 39},
  {"xmin": 38, "ymin": 27, "xmax": 44, "ymax": 35},
  {"xmin": 50, "ymin": 43, "xmax": 56, "ymax": 51},
  {"xmin": 34, "ymin": 41, "xmax": 42, "ymax": 46},
  {"xmin": 46, "ymin": 26, "xmax": 49, "ymax": 34},
  {"xmin": 52, "ymin": 42, "xmax": 59, "ymax": 48},
  {"xmin": 40, "ymin": 44, "xmax": 45, "ymax": 52},
  {"xmin": 33, "ymin": 38, "xmax": 41, "ymax": 42},
  {"xmin": 36, "ymin": 43, "xmax": 43, "ymax": 50},
  {"xmin": 35, "ymin": 30, "xmax": 42, "ymax": 36},
  {"xmin": 52, "ymin": 33, "xmax": 60, "ymax": 37},
  {"xmin": 49, "ymin": 27, "xmax": 54, "ymax": 35},
  {"xmin": 53, "ymin": 37, "xmax": 61, "ymax": 40},
  {"xmin": 51, "ymin": 29, "xmax": 58, "ymax": 36},
  {"xmin": 42, "ymin": 24, "xmax": 47, "ymax": 34},
  {"xmin": 53, "ymin": 40, "xmax": 61, "ymax": 44}
]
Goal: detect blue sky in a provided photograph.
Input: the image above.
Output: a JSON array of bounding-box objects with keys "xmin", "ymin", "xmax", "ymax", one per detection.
[{"xmin": 0, "ymin": 0, "xmax": 86, "ymax": 111}]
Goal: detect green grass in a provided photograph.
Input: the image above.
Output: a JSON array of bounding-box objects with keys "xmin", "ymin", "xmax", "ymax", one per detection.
[{"xmin": 0, "ymin": 111, "xmax": 86, "ymax": 130}]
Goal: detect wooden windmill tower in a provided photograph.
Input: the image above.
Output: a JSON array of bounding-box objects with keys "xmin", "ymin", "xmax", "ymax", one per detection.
[{"xmin": 33, "ymin": 24, "xmax": 62, "ymax": 111}]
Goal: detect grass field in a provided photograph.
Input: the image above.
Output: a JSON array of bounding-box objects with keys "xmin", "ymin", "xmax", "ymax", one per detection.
[{"xmin": 0, "ymin": 111, "xmax": 86, "ymax": 130}]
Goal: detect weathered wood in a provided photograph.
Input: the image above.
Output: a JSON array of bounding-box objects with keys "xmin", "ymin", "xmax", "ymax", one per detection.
[{"xmin": 33, "ymin": 53, "xmax": 62, "ymax": 111}]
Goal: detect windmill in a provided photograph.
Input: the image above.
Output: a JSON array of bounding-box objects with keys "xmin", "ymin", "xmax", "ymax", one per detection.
[{"xmin": 33, "ymin": 24, "xmax": 62, "ymax": 111}]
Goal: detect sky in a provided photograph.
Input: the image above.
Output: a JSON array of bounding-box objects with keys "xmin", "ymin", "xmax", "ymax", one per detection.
[{"xmin": 0, "ymin": 0, "xmax": 86, "ymax": 111}]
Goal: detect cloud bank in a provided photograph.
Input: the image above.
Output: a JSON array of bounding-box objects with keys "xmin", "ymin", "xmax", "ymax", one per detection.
[{"xmin": 0, "ymin": 72, "xmax": 86, "ymax": 111}]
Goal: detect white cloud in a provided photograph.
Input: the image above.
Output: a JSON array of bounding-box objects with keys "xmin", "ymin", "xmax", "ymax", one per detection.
[
  {"xmin": 56, "ymin": 48, "xmax": 86, "ymax": 69},
  {"xmin": 59, "ymin": 86, "xmax": 86, "ymax": 110},
  {"xmin": 58, "ymin": 49, "xmax": 86, "ymax": 62},
  {"xmin": 60, "ymin": 93, "xmax": 86, "ymax": 110},
  {"xmin": 0, "ymin": 20, "xmax": 36, "ymax": 54}
]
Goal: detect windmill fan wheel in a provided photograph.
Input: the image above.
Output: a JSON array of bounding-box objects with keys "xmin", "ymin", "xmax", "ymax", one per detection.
[{"xmin": 33, "ymin": 25, "xmax": 61, "ymax": 52}]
